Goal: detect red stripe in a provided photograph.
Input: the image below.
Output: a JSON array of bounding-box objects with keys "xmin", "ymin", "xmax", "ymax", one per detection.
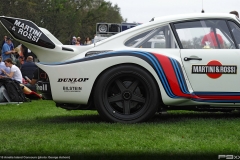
[{"xmin": 153, "ymin": 53, "xmax": 192, "ymax": 98}]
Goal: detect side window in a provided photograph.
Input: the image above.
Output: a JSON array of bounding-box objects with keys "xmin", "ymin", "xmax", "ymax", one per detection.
[
  {"xmin": 174, "ymin": 20, "xmax": 235, "ymax": 49},
  {"xmin": 124, "ymin": 25, "xmax": 177, "ymax": 49},
  {"xmin": 228, "ymin": 21, "xmax": 240, "ymax": 48},
  {"xmin": 125, "ymin": 30, "xmax": 152, "ymax": 47}
]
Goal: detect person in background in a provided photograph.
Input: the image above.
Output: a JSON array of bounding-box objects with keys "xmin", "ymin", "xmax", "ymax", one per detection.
[
  {"xmin": 71, "ymin": 36, "xmax": 77, "ymax": 45},
  {"xmin": 8, "ymin": 38, "xmax": 14, "ymax": 50},
  {"xmin": 16, "ymin": 44, "xmax": 23, "ymax": 57},
  {"xmin": 0, "ymin": 56, "xmax": 10, "ymax": 76},
  {"xmin": 25, "ymin": 68, "xmax": 51, "ymax": 99},
  {"xmin": 15, "ymin": 56, "xmax": 24, "ymax": 68},
  {"xmin": 1, "ymin": 38, "xmax": 15, "ymax": 61},
  {"xmin": 21, "ymin": 56, "xmax": 38, "ymax": 91},
  {"xmin": 13, "ymin": 47, "xmax": 20, "ymax": 58},
  {"xmin": 201, "ymin": 27, "xmax": 224, "ymax": 49},
  {"xmin": 230, "ymin": 10, "xmax": 239, "ymax": 18},
  {"xmin": 10, "ymin": 46, "xmax": 21, "ymax": 65},
  {"xmin": 21, "ymin": 56, "xmax": 38, "ymax": 80},
  {"xmin": 0, "ymin": 58, "xmax": 22, "ymax": 83},
  {"xmin": 1, "ymin": 35, "xmax": 7, "ymax": 50},
  {"xmin": 76, "ymin": 37, "xmax": 81, "ymax": 45},
  {"xmin": 20, "ymin": 44, "xmax": 28, "ymax": 60},
  {"xmin": 25, "ymin": 68, "xmax": 38, "ymax": 86},
  {"xmin": 84, "ymin": 37, "xmax": 92, "ymax": 45}
]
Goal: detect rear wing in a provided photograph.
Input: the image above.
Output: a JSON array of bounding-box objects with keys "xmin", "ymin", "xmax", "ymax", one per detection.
[
  {"xmin": 0, "ymin": 16, "xmax": 83, "ymax": 63},
  {"xmin": 0, "ymin": 16, "xmax": 55, "ymax": 49}
]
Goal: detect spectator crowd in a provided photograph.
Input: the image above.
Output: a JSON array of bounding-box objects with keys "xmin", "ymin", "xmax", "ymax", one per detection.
[
  {"xmin": 70, "ymin": 35, "xmax": 95, "ymax": 45},
  {"xmin": 0, "ymin": 33, "xmax": 96, "ymax": 101},
  {"xmin": 0, "ymin": 35, "xmax": 39, "ymax": 93},
  {"xmin": 2, "ymin": 34, "xmax": 97, "ymax": 72}
]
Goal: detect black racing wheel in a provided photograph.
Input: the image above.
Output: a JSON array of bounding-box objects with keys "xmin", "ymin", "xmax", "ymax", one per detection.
[{"xmin": 94, "ymin": 64, "xmax": 160, "ymax": 123}]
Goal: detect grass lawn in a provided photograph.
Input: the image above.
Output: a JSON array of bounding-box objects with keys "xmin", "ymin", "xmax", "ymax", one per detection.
[{"xmin": 0, "ymin": 100, "xmax": 240, "ymax": 160}]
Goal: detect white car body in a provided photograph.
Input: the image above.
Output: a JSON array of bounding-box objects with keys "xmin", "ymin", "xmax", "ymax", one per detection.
[{"xmin": 1, "ymin": 13, "xmax": 240, "ymax": 123}]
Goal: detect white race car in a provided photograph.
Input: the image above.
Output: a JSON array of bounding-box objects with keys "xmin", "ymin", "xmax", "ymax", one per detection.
[{"xmin": 1, "ymin": 13, "xmax": 240, "ymax": 123}]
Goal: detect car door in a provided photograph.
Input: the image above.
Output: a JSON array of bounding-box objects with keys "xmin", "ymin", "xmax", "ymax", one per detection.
[{"xmin": 173, "ymin": 19, "xmax": 240, "ymax": 92}]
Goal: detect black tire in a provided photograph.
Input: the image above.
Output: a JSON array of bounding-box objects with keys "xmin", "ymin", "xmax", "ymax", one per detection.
[{"xmin": 94, "ymin": 64, "xmax": 159, "ymax": 123}]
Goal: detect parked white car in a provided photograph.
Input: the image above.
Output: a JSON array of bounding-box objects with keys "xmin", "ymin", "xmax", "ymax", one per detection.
[{"xmin": 1, "ymin": 13, "xmax": 240, "ymax": 123}]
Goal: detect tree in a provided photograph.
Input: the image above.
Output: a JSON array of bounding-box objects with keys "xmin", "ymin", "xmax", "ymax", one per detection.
[{"xmin": 0, "ymin": 0, "xmax": 124, "ymax": 44}]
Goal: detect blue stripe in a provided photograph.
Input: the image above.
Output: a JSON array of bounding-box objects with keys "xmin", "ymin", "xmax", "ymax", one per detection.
[
  {"xmin": 170, "ymin": 58, "xmax": 190, "ymax": 94},
  {"xmin": 130, "ymin": 51, "xmax": 177, "ymax": 98}
]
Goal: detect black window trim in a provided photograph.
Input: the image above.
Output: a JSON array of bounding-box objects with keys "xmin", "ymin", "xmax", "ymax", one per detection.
[
  {"xmin": 170, "ymin": 18, "xmax": 237, "ymax": 49},
  {"xmin": 170, "ymin": 23, "xmax": 183, "ymax": 49},
  {"xmin": 226, "ymin": 20, "xmax": 240, "ymax": 49},
  {"xmin": 134, "ymin": 24, "xmax": 178, "ymax": 49},
  {"xmin": 132, "ymin": 28, "xmax": 160, "ymax": 48}
]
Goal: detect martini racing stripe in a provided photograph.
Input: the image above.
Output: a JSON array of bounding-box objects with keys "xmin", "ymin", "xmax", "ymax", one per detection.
[
  {"xmin": 153, "ymin": 53, "xmax": 192, "ymax": 98},
  {"xmin": 40, "ymin": 51, "xmax": 191, "ymax": 98},
  {"xmin": 40, "ymin": 50, "xmax": 187, "ymax": 98},
  {"xmin": 40, "ymin": 50, "xmax": 240, "ymax": 102},
  {"xmin": 136, "ymin": 51, "xmax": 176, "ymax": 98},
  {"xmin": 170, "ymin": 58, "xmax": 190, "ymax": 94}
]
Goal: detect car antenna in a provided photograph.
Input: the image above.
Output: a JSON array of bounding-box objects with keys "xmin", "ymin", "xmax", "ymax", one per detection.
[
  {"xmin": 149, "ymin": 17, "xmax": 154, "ymax": 22},
  {"xmin": 201, "ymin": 0, "xmax": 205, "ymax": 13}
]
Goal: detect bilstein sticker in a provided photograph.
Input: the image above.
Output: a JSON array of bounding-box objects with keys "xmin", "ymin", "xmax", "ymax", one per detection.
[
  {"xmin": 192, "ymin": 60, "xmax": 237, "ymax": 79},
  {"xmin": 63, "ymin": 86, "xmax": 82, "ymax": 92}
]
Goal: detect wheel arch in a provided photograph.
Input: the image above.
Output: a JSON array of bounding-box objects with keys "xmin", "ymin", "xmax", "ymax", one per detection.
[{"xmin": 89, "ymin": 62, "xmax": 164, "ymax": 108}]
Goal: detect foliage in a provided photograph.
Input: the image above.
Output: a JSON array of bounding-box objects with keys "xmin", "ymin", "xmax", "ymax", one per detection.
[
  {"xmin": 181, "ymin": 36, "xmax": 203, "ymax": 49},
  {"xmin": 0, "ymin": 0, "xmax": 124, "ymax": 44}
]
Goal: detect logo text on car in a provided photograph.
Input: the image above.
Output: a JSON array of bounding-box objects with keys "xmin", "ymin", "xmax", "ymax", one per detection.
[{"xmin": 57, "ymin": 78, "xmax": 89, "ymax": 82}]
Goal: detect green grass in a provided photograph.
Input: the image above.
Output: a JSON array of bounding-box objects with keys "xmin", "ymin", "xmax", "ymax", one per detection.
[{"xmin": 0, "ymin": 100, "xmax": 240, "ymax": 160}]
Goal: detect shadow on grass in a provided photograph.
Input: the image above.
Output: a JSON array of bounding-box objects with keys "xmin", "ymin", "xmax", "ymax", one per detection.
[
  {"xmin": 2, "ymin": 110, "xmax": 239, "ymax": 125},
  {"xmin": 33, "ymin": 111, "xmax": 240, "ymax": 124},
  {"xmin": 150, "ymin": 111, "xmax": 240, "ymax": 122}
]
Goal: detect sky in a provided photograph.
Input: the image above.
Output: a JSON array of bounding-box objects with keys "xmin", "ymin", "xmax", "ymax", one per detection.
[{"xmin": 107, "ymin": 0, "xmax": 240, "ymax": 23}]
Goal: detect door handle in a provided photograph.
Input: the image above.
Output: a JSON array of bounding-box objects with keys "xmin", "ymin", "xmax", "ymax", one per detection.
[{"xmin": 184, "ymin": 57, "xmax": 202, "ymax": 61}]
